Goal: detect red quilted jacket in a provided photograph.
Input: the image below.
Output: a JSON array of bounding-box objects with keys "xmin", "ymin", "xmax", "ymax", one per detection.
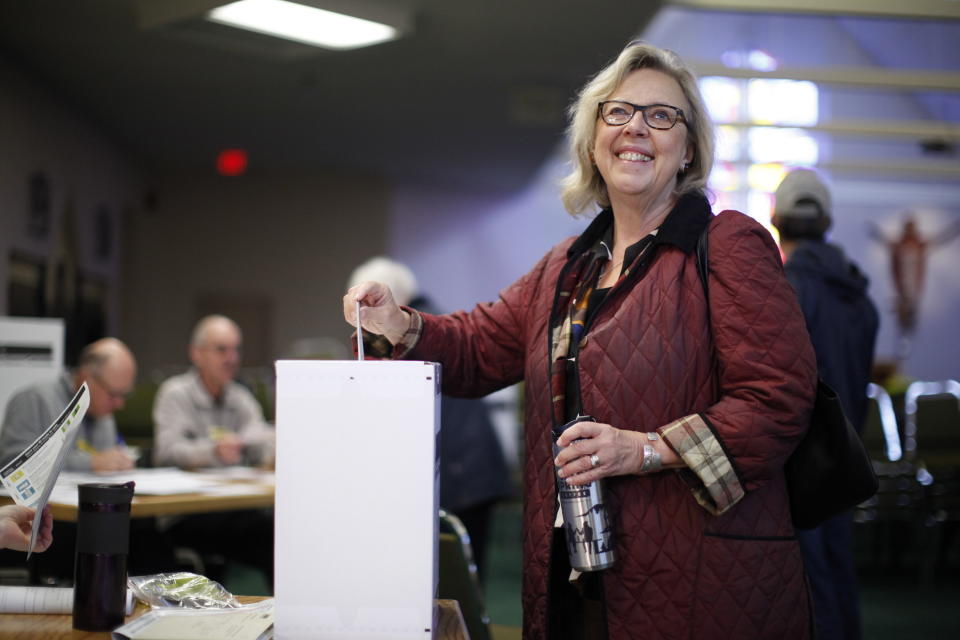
[{"xmin": 406, "ymin": 203, "xmax": 817, "ymax": 639}]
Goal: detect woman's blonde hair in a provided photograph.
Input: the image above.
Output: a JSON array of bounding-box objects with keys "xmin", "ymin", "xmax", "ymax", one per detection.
[{"xmin": 560, "ymin": 41, "xmax": 715, "ymax": 215}]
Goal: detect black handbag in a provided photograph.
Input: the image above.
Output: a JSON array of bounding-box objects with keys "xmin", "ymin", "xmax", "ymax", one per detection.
[{"xmin": 695, "ymin": 224, "xmax": 878, "ymax": 530}]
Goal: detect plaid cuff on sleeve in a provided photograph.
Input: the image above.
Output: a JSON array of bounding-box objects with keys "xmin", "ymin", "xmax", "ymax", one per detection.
[
  {"xmin": 389, "ymin": 307, "xmax": 423, "ymax": 359},
  {"xmin": 659, "ymin": 413, "xmax": 744, "ymax": 515},
  {"xmin": 354, "ymin": 308, "xmax": 423, "ymax": 359}
]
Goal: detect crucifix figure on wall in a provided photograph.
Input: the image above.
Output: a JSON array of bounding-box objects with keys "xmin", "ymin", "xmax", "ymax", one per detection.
[{"xmin": 869, "ymin": 213, "xmax": 960, "ymax": 360}]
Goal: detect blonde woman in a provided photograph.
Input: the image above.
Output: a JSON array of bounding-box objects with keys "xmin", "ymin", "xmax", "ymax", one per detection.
[{"xmin": 346, "ymin": 41, "xmax": 816, "ymax": 640}]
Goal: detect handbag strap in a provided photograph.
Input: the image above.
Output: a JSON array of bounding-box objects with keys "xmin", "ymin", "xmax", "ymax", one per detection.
[
  {"xmin": 696, "ymin": 223, "xmax": 710, "ymax": 311},
  {"xmin": 695, "ymin": 222, "xmax": 722, "ymax": 394}
]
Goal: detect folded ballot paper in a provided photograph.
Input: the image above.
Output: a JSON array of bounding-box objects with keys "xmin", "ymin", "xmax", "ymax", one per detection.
[
  {"xmin": 0, "ymin": 382, "xmax": 89, "ymax": 556},
  {"xmin": 110, "ymin": 599, "xmax": 274, "ymax": 640}
]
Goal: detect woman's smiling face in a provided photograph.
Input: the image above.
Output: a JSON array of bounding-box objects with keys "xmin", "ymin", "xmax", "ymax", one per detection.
[{"xmin": 592, "ymin": 68, "xmax": 693, "ymax": 209}]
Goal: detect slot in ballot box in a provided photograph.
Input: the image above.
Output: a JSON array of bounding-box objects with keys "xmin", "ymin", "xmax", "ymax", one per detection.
[{"xmin": 274, "ymin": 360, "xmax": 441, "ymax": 640}]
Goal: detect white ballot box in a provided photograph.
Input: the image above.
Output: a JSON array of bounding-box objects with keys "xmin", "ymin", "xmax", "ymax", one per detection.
[{"xmin": 274, "ymin": 360, "xmax": 440, "ymax": 640}]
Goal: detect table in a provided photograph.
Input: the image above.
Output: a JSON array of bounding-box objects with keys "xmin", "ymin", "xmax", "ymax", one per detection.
[
  {"xmin": 0, "ymin": 469, "xmax": 277, "ymax": 583},
  {"xmin": 47, "ymin": 489, "xmax": 275, "ymax": 523},
  {"xmin": 0, "ymin": 491, "xmax": 276, "ymax": 523},
  {"xmin": 0, "ymin": 469, "xmax": 275, "ymax": 522},
  {"xmin": 0, "ymin": 597, "xmax": 468, "ymax": 639}
]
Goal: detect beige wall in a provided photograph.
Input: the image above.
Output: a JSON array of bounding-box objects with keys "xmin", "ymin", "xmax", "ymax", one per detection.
[
  {"xmin": 120, "ymin": 171, "xmax": 389, "ymax": 375},
  {"xmin": 1, "ymin": 53, "xmax": 389, "ymax": 376}
]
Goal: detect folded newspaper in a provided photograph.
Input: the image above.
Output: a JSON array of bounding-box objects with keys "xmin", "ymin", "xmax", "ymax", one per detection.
[{"xmin": 0, "ymin": 382, "xmax": 89, "ymax": 557}]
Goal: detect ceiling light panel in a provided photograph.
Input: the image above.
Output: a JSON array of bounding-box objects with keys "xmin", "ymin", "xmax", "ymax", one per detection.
[{"xmin": 207, "ymin": 0, "xmax": 398, "ymax": 50}]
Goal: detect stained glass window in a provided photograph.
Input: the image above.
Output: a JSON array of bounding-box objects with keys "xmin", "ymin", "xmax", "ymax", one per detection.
[{"xmin": 701, "ymin": 69, "xmax": 820, "ymax": 237}]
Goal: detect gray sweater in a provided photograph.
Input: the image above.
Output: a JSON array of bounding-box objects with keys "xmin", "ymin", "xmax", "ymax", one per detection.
[
  {"xmin": 0, "ymin": 373, "xmax": 119, "ymax": 471},
  {"xmin": 152, "ymin": 369, "xmax": 275, "ymax": 469}
]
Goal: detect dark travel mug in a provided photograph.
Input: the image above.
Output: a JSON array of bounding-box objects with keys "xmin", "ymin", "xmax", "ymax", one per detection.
[{"xmin": 72, "ymin": 481, "xmax": 135, "ymax": 631}]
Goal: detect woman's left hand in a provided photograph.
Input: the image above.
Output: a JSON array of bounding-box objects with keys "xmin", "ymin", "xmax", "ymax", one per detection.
[
  {"xmin": 554, "ymin": 420, "xmax": 646, "ymax": 485},
  {"xmin": 0, "ymin": 504, "xmax": 53, "ymax": 553}
]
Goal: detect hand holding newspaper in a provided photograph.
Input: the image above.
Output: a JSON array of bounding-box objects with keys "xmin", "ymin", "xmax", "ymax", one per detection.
[{"xmin": 0, "ymin": 382, "xmax": 89, "ymax": 557}]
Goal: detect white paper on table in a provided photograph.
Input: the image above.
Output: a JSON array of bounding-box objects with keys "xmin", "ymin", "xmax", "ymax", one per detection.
[
  {"xmin": 0, "ymin": 586, "xmax": 134, "ymax": 614},
  {"xmin": 40, "ymin": 467, "xmax": 273, "ymax": 511},
  {"xmin": 0, "ymin": 382, "xmax": 89, "ymax": 556},
  {"xmin": 56, "ymin": 468, "xmax": 226, "ymax": 496},
  {"xmin": 199, "ymin": 484, "xmax": 273, "ymax": 497},
  {"xmin": 45, "ymin": 484, "xmax": 80, "ymax": 506},
  {"xmin": 111, "ymin": 599, "xmax": 274, "ymax": 640},
  {"xmin": 113, "ymin": 470, "xmax": 221, "ymax": 495},
  {"xmin": 194, "ymin": 467, "xmax": 275, "ymax": 483}
]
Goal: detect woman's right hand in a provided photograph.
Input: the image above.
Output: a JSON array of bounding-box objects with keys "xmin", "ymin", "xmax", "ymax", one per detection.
[{"xmin": 343, "ymin": 281, "xmax": 411, "ymax": 344}]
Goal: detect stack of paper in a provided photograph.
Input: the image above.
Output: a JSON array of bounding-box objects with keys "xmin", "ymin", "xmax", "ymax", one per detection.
[{"xmin": 111, "ymin": 599, "xmax": 274, "ymax": 640}]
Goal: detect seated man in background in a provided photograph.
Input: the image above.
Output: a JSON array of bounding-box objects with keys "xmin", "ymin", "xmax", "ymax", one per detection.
[
  {"xmin": 152, "ymin": 314, "xmax": 274, "ymax": 590},
  {"xmin": 0, "ymin": 339, "xmax": 171, "ymax": 580},
  {"xmin": 0, "ymin": 337, "xmax": 136, "ymax": 473},
  {"xmin": 153, "ymin": 314, "xmax": 275, "ymax": 469}
]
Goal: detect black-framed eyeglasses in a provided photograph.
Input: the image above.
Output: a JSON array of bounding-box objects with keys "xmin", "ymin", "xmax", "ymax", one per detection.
[
  {"xmin": 91, "ymin": 374, "xmax": 131, "ymax": 401},
  {"xmin": 598, "ymin": 101, "xmax": 686, "ymax": 130}
]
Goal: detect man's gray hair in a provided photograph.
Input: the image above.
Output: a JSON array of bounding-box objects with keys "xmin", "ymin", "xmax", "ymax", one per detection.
[{"xmin": 191, "ymin": 315, "xmax": 240, "ymax": 348}]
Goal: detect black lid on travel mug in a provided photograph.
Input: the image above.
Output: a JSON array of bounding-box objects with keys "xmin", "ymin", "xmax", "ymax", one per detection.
[
  {"xmin": 78, "ymin": 482, "xmax": 135, "ymax": 506},
  {"xmin": 76, "ymin": 482, "xmax": 135, "ymax": 555},
  {"xmin": 552, "ymin": 415, "xmax": 595, "ymax": 439}
]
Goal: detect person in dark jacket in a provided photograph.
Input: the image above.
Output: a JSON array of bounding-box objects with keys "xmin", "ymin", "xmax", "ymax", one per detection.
[{"xmin": 774, "ymin": 168, "xmax": 880, "ymax": 640}]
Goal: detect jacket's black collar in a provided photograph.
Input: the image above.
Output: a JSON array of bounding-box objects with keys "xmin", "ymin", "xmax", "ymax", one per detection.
[{"xmin": 567, "ymin": 191, "xmax": 713, "ymax": 259}]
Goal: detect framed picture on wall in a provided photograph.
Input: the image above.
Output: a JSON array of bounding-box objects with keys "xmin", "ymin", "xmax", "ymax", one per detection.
[
  {"xmin": 94, "ymin": 203, "xmax": 113, "ymax": 261},
  {"xmin": 7, "ymin": 252, "xmax": 45, "ymax": 316},
  {"xmin": 7, "ymin": 252, "xmax": 109, "ymax": 366},
  {"xmin": 27, "ymin": 171, "xmax": 51, "ymax": 239}
]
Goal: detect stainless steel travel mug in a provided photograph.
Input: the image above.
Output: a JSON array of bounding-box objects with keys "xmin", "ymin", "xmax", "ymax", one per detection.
[{"xmin": 553, "ymin": 416, "xmax": 615, "ymax": 572}]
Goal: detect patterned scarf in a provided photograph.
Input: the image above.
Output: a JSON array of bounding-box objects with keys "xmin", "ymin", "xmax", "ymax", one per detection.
[{"xmin": 548, "ymin": 232, "xmax": 655, "ymax": 427}]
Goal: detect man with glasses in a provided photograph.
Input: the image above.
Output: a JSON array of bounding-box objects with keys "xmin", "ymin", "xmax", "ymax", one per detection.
[
  {"xmin": 0, "ymin": 337, "xmax": 136, "ymax": 472},
  {"xmin": 152, "ymin": 314, "xmax": 275, "ymax": 469}
]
